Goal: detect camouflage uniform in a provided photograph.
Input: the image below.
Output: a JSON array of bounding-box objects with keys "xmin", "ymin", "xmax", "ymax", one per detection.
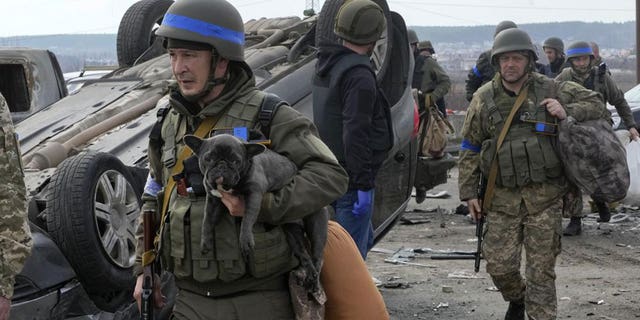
[
  {"xmin": 0, "ymin": 93, "xmax": 33, "ymax": 299},
  {"xmin": 556, "ymin": 62, "xmax": 636, "ymax": 221},
  {"xmin": 458, "ymin": 72, "xmax": 605, "ymax": 319}
]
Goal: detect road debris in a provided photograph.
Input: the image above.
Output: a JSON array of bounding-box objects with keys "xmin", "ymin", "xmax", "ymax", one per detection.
[
  {"xmin": 442, "ymin": 286, "xmax": 454, "ymax": 293},
  {"xmin": 426, "ymin": 190, "xmax": 450, "ymax": 198},
  {"xmin": 588, "ymin": 299, "xmax": 605, "ymax": 305},
  {"xmin": 447, "ymin": 270, "xmax": 484, "ymax": 279},
  {"xmin": 435, "ymin": 302, "xmax": 449, "ymax": 309}
]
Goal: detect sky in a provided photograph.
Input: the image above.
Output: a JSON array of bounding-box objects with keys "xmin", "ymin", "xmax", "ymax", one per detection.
[{"xmin": 0, "ymin": 0, "xmax": 635, "ymax": 37}]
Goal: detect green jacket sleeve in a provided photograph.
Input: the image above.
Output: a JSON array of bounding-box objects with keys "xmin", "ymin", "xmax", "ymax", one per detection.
[
  {"xmin": 259, "ymin": 105, "xmax": 348, "ymax": 224},
  {"xmin": 556, "ymin": 80, "xmax": 606, "ymax": 122},
  {"xmin": 458, "ymin": 97, "xmax": 484, "ymax": 201},
  {"xmin": 421, "ymin": 58, "xmax": 451, "ymax": 102},
  {"xmin": 605, "ymin": 76, "xmax": 636, "ymax": 129},
  {"xmin": 0, "ymin": 95, "xmax": 32, "ymax": 298}
]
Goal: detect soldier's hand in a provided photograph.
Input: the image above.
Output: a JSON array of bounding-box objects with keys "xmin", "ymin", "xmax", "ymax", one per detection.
[
  {"xmin": 629, "ymin": 127, "xmax": 640, "ymax": 141},
  {"xmin": 220, "ymin": 191, "xmax": 245, "ymax": 217},
  {"xmin": 541, "ymin": 98, "xmax": 566, "ymax": 120},
  {"xmin": 134, "ymin": 273, "xmax": 166, "ymax": 312},
  {"xmin": 467, "ymin": 199, "xmax": 482, "ymax": 222},
  {"xmin": 0, "ymin": 296, "xmax": 10, "ymax": 320}
]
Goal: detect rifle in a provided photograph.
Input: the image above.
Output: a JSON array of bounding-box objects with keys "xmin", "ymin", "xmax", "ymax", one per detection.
[
  {"xmin": 141, "ymin": 209, "xmax": 157, "ymax": 320},
  {"xmin": 429, "ymin": 174, "xmax": 486, "ymax": 273}
]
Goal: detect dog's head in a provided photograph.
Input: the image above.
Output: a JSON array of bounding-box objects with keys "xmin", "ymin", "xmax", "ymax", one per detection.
[{"xmin": 183, "ymin": 134, "xmax": 266, "ymax": 191}]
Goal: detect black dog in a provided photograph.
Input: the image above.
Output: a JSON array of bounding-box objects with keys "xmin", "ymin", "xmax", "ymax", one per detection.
[{"xmin": 183, "ymin": 133, "xmax": 327, "ymax": 289}]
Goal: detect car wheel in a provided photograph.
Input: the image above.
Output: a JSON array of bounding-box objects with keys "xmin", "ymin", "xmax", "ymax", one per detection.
[
  {"xmin": 117, "ymin": 0, "xmax": 174, "ymax": 67},
  {"xmin": 46, "ymin": 151, "xmax": 141, "ymax": 308},
  {"xmin": 315, "ymin": 0, "xmax": 391, "ymax": 77}
]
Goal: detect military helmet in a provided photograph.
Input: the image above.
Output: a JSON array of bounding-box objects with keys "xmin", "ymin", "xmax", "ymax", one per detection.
[
  {"xmin": 543, "ymin": 37, "xmax": 564, "ymax": 53},
  {"xmin": 491, "ymin": 28, "xmax": 537, "ymax": 63},
  {"xmin": 494, "ymin": 20, "xmax": 518, "ymax": 38},
  {"xmin": 566, "ymin": 41, "xmax": 594, "ymax": 59},
  {"xmin": 407, "ymin": 29, "xmax": 419, "ymax": 44},
  {"xmin": 156, "ymin": 0, "xmax": 245, "ymax": 61},
  {"xmin": 418, "ymin": 40, "xmax": 434, "ymax": 53},
  {"xmin": 334, "ymin": 0, "xmax": 386, "ymax": 45}
]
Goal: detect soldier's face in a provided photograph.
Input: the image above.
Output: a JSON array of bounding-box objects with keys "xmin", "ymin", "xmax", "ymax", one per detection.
[
  {"xmin": 571, "ymin": 56, "xmax": 591, "ymax": 73},
  {"xmin": 169, "ymin": 48, "xmax": 212, "ymax": 96},
  {"xmin": 544, "ymin": 48, "xmax": 558, "ymax": 63},
  {"xmin": 498, "ymin": 52, "xmax": 528, "ymax": 84}
]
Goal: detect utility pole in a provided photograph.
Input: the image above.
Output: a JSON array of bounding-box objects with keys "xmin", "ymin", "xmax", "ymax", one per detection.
[{"xmin": 304, "ymin": 0, "xmax": 320, "ymax": 17}]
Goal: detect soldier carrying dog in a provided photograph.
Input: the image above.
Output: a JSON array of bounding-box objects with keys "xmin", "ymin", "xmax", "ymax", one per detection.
[{"xmin": 131, "ymin": 0, "xmax": 348, "ymax": 318}]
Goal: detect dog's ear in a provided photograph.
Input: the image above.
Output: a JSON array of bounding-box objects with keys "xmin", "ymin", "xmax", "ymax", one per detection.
[
  {"xmin": 245, "ymin": 143, "xmax": 266, "ymax": 158},
  {"xmin": 183, "ymin": 135, "xmax": 204, "ymax": 154}
]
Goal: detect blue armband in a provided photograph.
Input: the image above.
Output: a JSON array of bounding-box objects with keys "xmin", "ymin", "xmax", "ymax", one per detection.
[
  {"xmin": 461, "ymin": 139, "xmax": 481, "ymax": 153},
  {"xmin": 144, "ymin": 174, "xmax": 162, "ymax": 196},
  {"xmin": 472, "ymin": 65, "xmax": 482, "ymax": 78}
]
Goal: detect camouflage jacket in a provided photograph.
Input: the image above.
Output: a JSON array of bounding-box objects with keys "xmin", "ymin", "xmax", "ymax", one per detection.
[
  {"xmin": 465, "ymin": 50, "xmax": 494, "ymax": 101},
  {"xmin": 0, "ymin": 93, "xmax": 32, "ymax": 298},
  {"xmin": 458, "ymin": 73, "xmax": 606, "ymax": 213},
  {"xmin": 419, "ymin": 56, "xmax": 451, "ymax": 102},
  {"xmin": 555, "ymin": 67, "xmax": 636, "ymax": 130}
]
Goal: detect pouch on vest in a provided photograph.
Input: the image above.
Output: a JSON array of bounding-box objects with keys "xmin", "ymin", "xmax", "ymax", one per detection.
[
  {"xmin": 248, "ymin": 224, "xmax": 292, "ymax": 279},
  {"xmin": 497, "ymin": 141, "xmax": 516, "ymax": 188},
  {"xmin": 189, "ymin": 197, "xmax": 218, "ymax": 282},
  {"xmin": 169, "ymin": 194, "xmax": 192, "ymax": 279},
  {"xmin": 525, "ymin": 136, "xmax": 547, "ymax": 183},
  {"xmin": 214, "ymin": 214, "xmax": 246, "ymax": 282}
]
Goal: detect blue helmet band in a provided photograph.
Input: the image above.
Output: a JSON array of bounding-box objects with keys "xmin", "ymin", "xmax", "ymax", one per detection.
[
  {"xmin": 163, "ymin": 13, "xmax": 244, "ymax": 45},
  {"xmin": 566, "ymin": 47, "xmax": 592, "ymax": 56}
]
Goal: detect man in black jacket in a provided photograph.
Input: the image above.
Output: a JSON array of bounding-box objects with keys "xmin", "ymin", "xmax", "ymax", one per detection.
[{"xmin": 312, "ymin": 0, "xmax": 393, "ymax": 259}]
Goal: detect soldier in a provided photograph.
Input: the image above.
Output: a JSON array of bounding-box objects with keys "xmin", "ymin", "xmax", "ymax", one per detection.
[
  {"xmin": 555, "ymin": 41, "xmax": 639, "ymax": 235},
  {"xmin": 0, "ymin": 93, "xmax": 32, "ymax": 320},
  {"xmin": 132, "ymin": 0, "xmax": 348, "ymax": 318},
  {"xmin": 313, "ymin": 0, "xmax": 392, "ymax": 259},
  {"xmin": 590, "ymin": 41, "xmax": 608, "ymax": 72},
  {"xmin": 539, "ymin": 37, "xmax": 569, "ymax": 78},
  {"xmin": 458, "ymin": 29, "xmax": 605, "ymax": 319},
  {"xmin": 464, "ymin": 20, "xmax": 518, "ymax": 101},
  {"xmin": 417, "ymin": 40, "xmax": 451, "ymax": 117},
  {"xmin": 408, "ymin": 29, "xmax": 426, "ymax": 92}
]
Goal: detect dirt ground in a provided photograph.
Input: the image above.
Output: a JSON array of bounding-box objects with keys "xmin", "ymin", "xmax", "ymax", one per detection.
[{"xmin": 366, "ymin": 166, "xmax": 640, "ymax": 320}]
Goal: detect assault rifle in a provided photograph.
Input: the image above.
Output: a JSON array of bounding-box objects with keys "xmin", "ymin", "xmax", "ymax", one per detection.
[
  {"xmin": 430, "ymin": 174, "xmax": 486, "ymax": 273},
  {"xmin": 141, "ymin": 209, "xmax": 156, "ymax": 320}
]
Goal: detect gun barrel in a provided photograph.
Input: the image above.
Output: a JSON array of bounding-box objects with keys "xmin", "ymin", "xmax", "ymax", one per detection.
[{"xmin": 430, "ymin": 254, "xmax": 477, "ymax": 260}]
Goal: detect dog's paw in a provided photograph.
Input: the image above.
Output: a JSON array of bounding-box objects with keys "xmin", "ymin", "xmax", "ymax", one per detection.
[{"xmin": 239, "ymin": 233, "xmax": 255, "ymax": 260}]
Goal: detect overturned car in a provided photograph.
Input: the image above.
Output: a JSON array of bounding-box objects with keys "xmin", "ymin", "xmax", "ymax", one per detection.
[{"xmin": 10, "ymin": 0, "xmax": 453, "ymax": 318}]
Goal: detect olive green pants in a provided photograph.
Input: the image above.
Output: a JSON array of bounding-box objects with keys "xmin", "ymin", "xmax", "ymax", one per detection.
[
  {"xmin": 171, "ymin": 288, "xmax": 295, "ymax": 320},
  {"xmin": 484, "ymin": 200, "xmax": 562, "ymax": 320}
]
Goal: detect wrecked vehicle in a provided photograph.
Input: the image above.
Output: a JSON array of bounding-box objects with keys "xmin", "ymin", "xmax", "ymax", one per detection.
[
  {"xmin": 0, "ymin": 47, "xmax": 68, "ymax": 123},
  {"xmin": 10, "ymin": 0, "xmax": 453, "ymax": 317}
]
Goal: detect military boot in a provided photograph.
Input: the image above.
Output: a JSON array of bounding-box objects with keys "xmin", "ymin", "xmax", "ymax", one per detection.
[
  {"xmin": 415, "ymin": 187, "xmax": 427, "ymax": 204},
  {"xmin": 563, "ymin": 217, "xmax": 582, "ymax": 236},
  {"xmin": 504, "ymin": 299, "xmax": 525, "ymax": 320},
  {"xmin": 595, "ymin": 201, "xmax": 611, "ymax": 222}
]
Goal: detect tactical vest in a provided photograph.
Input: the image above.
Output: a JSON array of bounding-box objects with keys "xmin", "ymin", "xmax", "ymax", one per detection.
[
  {"xmin": 312, "ymin": 53, "xmax": 393, "ymax": 167},
  {"xmin": 157, "ymin": 90, "xmax": 294, "ymax": 295},
  {"xmin": 478, "ymin": 75, "xmax": 564, "ymax": 188}
]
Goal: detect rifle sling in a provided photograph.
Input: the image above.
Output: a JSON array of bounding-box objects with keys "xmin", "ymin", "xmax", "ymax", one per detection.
[
  {"xmin": 483, "ymin": 85, "xmax": 528, "ymax": 210},
  {"xmin": 142, "ymin": 115, "xmax": 220, "ymax": 266}
]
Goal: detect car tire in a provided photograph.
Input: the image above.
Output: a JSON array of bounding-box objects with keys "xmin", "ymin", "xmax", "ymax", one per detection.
[
  {"xmin": 46, "ymin": 151, "xmax": 141, "ymax": 310},
  {"xmin": 315, "ymin": 0, "xmax": 391, "ymax": 77},
  {"xmin": 116, "ymin": 0, "xmax": 174, "ymax": 67}
]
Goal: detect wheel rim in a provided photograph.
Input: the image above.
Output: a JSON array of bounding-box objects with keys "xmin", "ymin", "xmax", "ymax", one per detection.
[
  {"xmin": 148, "ymin": 16, "xmax": 164, "ymax": 47},
  {"xmin": 93, "ymin": 169, "xmax": 140, "ymax": 268}
]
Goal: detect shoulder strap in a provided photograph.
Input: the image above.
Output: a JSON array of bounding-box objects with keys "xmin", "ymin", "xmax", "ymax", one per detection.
[
  {"xmin": 144, "ymin": 115, "xmax": 221, "ymax": 266},
  {"xmin": 483, "ymin": 86, "xmax": 529, "ymax": 210},
  {"xmin": 258, "ymin": 93, "xmax": 287, "ymax": 138}
]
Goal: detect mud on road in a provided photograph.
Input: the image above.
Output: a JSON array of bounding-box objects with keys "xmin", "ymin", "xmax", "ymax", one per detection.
[{"xmin": 366, "ymin": 167, "xmax": 640, "ymax": 320}]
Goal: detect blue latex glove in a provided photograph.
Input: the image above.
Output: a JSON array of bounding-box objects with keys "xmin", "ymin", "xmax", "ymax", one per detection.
[{"xmin": 352, "ymin": 189, "xmax": 374, "ymax": 217}]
